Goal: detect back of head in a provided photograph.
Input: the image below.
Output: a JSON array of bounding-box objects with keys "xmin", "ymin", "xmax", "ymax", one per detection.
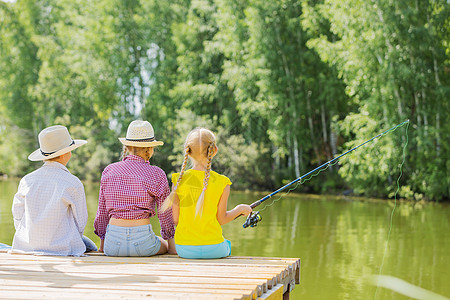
[
  {"xmin": 185, "ymin": 128, "xmax": 216, "ymax": 163},
  {"xmin": 161, "ymin": 128, "xmax": 216, "ymax": 215},
  {"xmin": 185, "ymin": 128, "xmax": 216, "ymax": 216},
  {"xmin": 121, "ymin": 145, "xmax": 153, "ymax": 161}
]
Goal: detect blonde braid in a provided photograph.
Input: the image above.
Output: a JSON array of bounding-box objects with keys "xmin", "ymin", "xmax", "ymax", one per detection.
[
  {"xmin": 121, "ymin": 146, "xmax": 128, "ymax": 160},
  {"xmin": 161, "ymin": 147, "xmax": 190, "ymax": 212},
  {"xmin": 195, "ymin": 142, "xmax": 215, "ymax": 216},
  {"xmin": 175, "ymin": 147, "xmax": 190, "ymax": 190}
]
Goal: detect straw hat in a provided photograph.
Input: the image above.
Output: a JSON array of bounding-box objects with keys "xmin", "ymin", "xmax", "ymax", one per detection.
[
  {"xmin": 119, "ymin": 120, "xmax": 164, "ymax": 147},
  {"xmin": 28, "ymin": 125, "xmax": 87, "ymax": 161}
]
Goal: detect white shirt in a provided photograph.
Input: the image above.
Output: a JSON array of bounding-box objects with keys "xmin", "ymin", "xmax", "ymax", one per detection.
[{"xmin": 11, "ymin": 161, "xmax": 88, "ymax": 256}]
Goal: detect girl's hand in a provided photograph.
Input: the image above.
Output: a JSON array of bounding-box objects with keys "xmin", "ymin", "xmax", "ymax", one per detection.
[
  {"xmin": 237, "ymin": 204, "xmax": 252, "ymax": 217},
  {"xmin": 99, "ymin": 239, "xmax": 104, "ymax": 253},
  {"xmin": 167, "ymin": 238, "xmax": 177, "ymax": 255}
]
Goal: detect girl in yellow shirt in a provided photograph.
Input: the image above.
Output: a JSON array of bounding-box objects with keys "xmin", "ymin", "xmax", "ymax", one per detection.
[{"xmin": 164, "ymin": 128, "xmax": 252, "ymax": 259}]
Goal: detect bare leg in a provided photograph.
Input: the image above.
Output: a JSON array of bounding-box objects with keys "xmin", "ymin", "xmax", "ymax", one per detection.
[{"xmin": 156, "ymin": 236, "xmax": 168, "ymax": 255}]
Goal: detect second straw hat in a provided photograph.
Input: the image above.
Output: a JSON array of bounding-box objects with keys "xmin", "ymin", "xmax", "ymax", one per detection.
[{"xmin": 119, "ymin": 120, "xmax": 164, "ymax": 147}]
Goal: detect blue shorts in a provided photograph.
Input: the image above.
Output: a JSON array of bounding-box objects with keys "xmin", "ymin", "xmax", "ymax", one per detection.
[
  {"xmin": 104, "ymin": 224, "xmax": 161, "ymax": 257},
  {"xmin": 176, "ymin": 240, "xmax": 231, "ymax": 259},
  {"xmin": 0, "ymin": 243, "xmax": 11, "ymax": 251},
  {"xmin": 82, "ymin": 236, "xmax": 98, "ymax": 252}
]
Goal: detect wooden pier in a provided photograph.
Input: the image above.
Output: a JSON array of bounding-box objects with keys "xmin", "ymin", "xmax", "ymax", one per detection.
[{"xmin": 0, "ymin": 252, "xmax": 300, "ymax": 299}]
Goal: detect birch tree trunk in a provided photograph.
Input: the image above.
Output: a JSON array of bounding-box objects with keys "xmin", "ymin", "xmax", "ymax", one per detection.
[
  {"xmin": 306, "ymin": 92, "xmax": 321, "ymax": 163},
  {"xmin": 275, "ymin": 26, "xmax": 301, "ymax": 177},
  {"xmin": 321, "ymin": 103, "xmax": 331, "ymax": 162}
]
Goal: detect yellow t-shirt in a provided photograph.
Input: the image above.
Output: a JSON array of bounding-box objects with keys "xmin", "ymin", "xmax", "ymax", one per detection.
[{"xmin": 172, "ymin": 169, "xmax": 232, "ymax": 246}]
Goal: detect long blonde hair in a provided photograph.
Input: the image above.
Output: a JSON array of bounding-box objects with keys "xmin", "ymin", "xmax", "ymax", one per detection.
[
  {"xmin": 161, "ymin": 128, "xmax": 216, "ymax": 216},
  {"xmin": 121, "ymin": 145, "xmax": 153, "ymax": 161}
]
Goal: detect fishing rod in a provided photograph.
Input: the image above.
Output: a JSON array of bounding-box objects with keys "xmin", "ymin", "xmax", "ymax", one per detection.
[{"xmin": 243, "ymin": 119, "xmax": 410, "ymax": 228}]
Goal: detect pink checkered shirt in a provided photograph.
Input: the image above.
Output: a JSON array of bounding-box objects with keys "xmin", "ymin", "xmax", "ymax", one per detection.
[{"xmin": 94, "ymin": 155, "xmax": 175, "ymax": 240}]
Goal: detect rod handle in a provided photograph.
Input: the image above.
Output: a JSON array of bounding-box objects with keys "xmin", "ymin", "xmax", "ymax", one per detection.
[{"xmin": 250, "ymin": 200, "xmax": 261, "ymax": 209}]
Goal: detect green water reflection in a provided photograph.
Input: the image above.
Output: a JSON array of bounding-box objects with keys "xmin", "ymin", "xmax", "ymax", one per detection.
[{"xmin": 1, "ymin": 179, "xmax": 449, "ymax": 299}]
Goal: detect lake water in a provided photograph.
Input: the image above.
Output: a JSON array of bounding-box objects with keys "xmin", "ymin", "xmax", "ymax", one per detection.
[{"xmin": 1, "ymin": 179, "xmax": 449, "ymax": 299}]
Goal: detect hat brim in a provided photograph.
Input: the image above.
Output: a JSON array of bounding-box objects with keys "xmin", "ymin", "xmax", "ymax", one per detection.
[
  {"xmin": 119, "ymin": 138, "xmax": 164, "ymax": 147},
  {"xmin": 28, "ymin": 140, "xmax": 88, "ymax": 161}
]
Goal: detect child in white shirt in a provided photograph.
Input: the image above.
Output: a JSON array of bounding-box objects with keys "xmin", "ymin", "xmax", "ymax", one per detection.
[{"xmin": 9, "ymin": 125, "xmax": 96, "ymax": 256}]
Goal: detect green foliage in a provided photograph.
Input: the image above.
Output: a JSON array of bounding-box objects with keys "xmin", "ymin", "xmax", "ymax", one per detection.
[
  {"xmin": 0, "ymin": 0, "xmax": 448, "ymax": 201},
  {"xmin": 0, "ymin": 115, "xmax": 35, "ymax": 177},
  {"xmin": 337, "ymin": 113, "xmax": 404, "ymax": 197},
  {"xmin": 167, "ymin": 109, "xmax": 272, "ymax": 189},
  {"xmin": 303, "ymin": 0, "xmax": 449, "ymax": 201},
  {"xmin": 53, "ymin": 116, "xmax": 117, "ymax": 182}
]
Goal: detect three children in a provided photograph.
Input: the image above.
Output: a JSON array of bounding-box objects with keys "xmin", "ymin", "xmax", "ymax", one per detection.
[{"xmin": 9, "ymin": 122, "xmax": 250, "ymax": 259}]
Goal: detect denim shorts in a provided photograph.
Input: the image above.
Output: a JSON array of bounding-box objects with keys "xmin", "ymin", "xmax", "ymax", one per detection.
[
  {"xmin": 82, "ymin": 236, "xmax": 98, "ymax": 252},
  {"xmin": 104, "ymin": 224, "xmax": 161, "ymax": 257},
  {"xmin": 176, "ymin": 240, "xmax": 231, "ymax": 259},
  {"xmin": 0, "ymin": 243, "xmax": 11, "ymax": 251}
]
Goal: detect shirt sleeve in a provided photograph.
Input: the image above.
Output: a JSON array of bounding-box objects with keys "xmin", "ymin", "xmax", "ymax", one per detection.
[
  {"xmin": 171, "ymin": 173, "xmax": 179, "ymax": 187},
  {"xmin": 63, "ymin": 179, "xmax": 88, "ymax": 236},
  {"xmin": 222, "ymin": 175, "xmax": 232, "ymax": 188},
  {"xmin": 94, "ymin": 178, "xmax": 109, "ymax": 240},
  {"xmin": 12, "ymin": 179, "xmax": 26, "ymax": 230},
  {"xmin": 156, "ymin": 172, "xmax": 175, "ymax": 240}
]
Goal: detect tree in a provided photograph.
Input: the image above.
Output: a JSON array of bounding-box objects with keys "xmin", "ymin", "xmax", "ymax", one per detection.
[{"xmin": 303, "ymin": 0, "xmax": 449, "ymax": 200}]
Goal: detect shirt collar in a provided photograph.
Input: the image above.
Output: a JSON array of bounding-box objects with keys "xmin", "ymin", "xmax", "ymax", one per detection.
[
  {"xmin": 43, "ymin": 161, "xmax": 70, "ymax": 173},
  {"xmin": 123, "ymin": 154, "xmax": 148, "ymax": 163}
]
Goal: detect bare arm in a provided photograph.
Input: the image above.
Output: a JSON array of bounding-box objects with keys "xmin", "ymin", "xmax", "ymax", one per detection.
[
  {"xmin": 216, "ymin": 185, "xmax": 252, "ymax": 225},
  {"xmin": 167, "ymin": 238, "xmax": 177, "ymax": 255},
  {"xmin": 99, "ymin": 239, "xmax": 104, "ymax": 252}
]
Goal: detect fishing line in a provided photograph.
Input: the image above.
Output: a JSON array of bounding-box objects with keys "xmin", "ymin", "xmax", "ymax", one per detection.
[
  {"xmin": 374, "ymin": 120, "xmax": 409, "ymax": 299},
  {"xmin": 243, "ymin": 120, "xmax": 410, "ymax": 228},
  {"xmin": 255, "ymin": 120, "xmax": 409, "ymax": 212}
]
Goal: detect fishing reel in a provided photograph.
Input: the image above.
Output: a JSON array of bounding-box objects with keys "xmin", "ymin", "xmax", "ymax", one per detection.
[{"xmin": 243, "ymin": 211, "xmax": 262, "ymax": 228}]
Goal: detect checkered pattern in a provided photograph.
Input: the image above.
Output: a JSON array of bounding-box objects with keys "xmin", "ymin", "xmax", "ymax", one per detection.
[
  {"xmin": 94, "ymin": 155, "xmax": 174, "ymax": 240},
  {"xmin": 11, "ymin": 162, "xmax": 87, "ymax": 256}
]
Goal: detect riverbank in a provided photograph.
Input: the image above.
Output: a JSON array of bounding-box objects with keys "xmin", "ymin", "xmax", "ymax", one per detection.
[{"xmin": 3, "ymin": 175, "xmax": 445, "ymax": 204}]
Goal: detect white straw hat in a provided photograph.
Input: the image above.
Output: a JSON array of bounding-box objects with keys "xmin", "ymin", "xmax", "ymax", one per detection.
[
  {"xmin": 119, "ymin": 120, "xmax": 164, "ymax": 147},
  {"xmin": 28, "ymin": 125, "xmax": 87, "ymax": 161}
]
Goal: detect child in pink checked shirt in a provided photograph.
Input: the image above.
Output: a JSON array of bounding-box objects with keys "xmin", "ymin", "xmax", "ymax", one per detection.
[{"xmin": 94, "ymin": 120, "xmax": 176, "ymax": 256}]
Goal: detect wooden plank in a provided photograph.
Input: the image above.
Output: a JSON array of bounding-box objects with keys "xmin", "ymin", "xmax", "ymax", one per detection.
[
  {"xmin": 2, "ymin": 253, "xmax": 300, "ymax": 266},
  {"xmin": 1, "ymin": 267, "xmax": 267, "ymax": 298},
  {"xmin": 0, "ymin": 279, "xmax": 256, "ymax": 299},
  {"xmin": 0, "ymin": 286, "xmax": 249, "ymax": 300},
  {"xmin": 0, "ymin": 255, "xmax": 296, "ymax": 271},
  {"xmin": 0, "ymin": 259, "xmax": 290, "ymax": 273},
  {"xmin": 0, "ymin": 273, "xmax": 265, "ymax": 289},
  {"xmin": 0, "ymin": 267, "xmax": 269, "ymax": 291},
  {"xmin": 0, "ymin": 276, "xmax": 257, "ymax": 290},
  {"xmin": 0, "ymin": 256, "xmax": 296, "ymax": 284},
  {"xmin": 295, "ymin": 259, "xmax": 301, "ymax": 284},
  {"xmin": 0, "ymin": 255, "xmax": 300, "ymax": 286},
  {"xmin": 0, "ymin": 276, "xmax": 262, "ymax": 296},
  {"xmin": 0, "ymin": 292, "xmax": 236, "ymax": 300},
  {"xmin": 0, "ymin": 268, "xmax": 277, "ymax": 288},
  {"xmin": 0, "ymin": 253, "xmax": 300, "ymax": 299},
  {"xmin": 257, "ymin": 284, "xmax": 284, "ymax": 300}
]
